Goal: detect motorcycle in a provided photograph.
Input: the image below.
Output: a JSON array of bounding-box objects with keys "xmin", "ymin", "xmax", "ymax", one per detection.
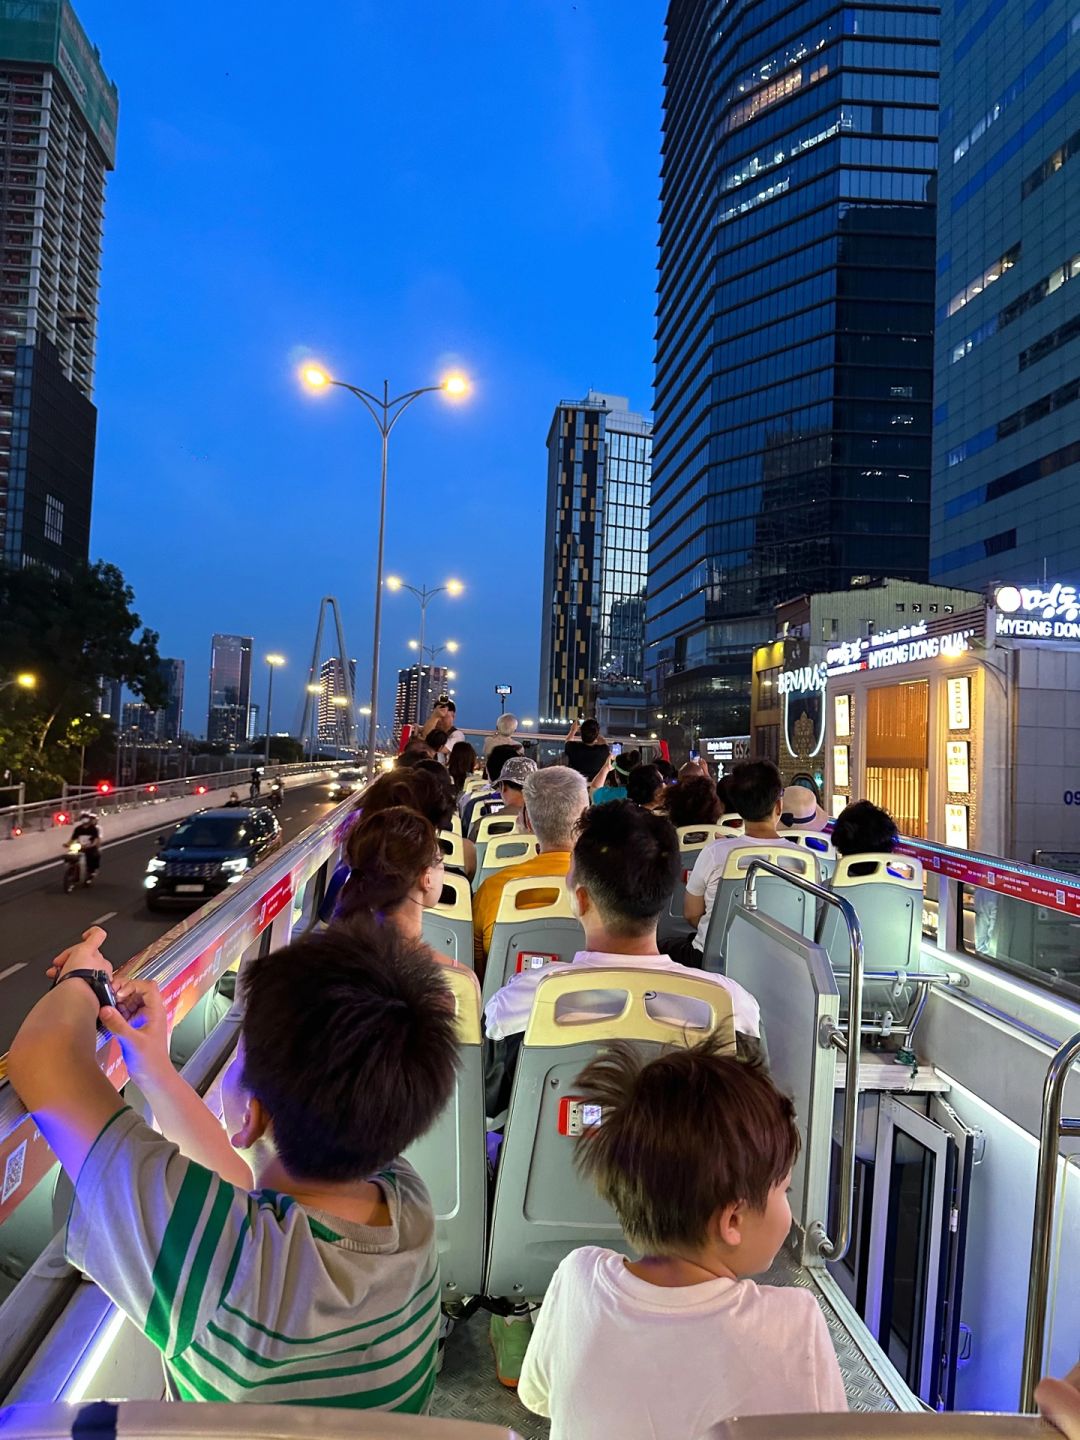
[
  {"xmin": 267, "ymin": 782, "xmax": 284, "ymax": 810},
  {"xmin": 62, "ymin": 840, "xmax": 90, "ymax": 894}
]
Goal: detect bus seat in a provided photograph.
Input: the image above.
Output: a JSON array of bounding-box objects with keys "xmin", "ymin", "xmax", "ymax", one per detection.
[
  {"xmin": 719, "ymin": 812, "xmax": 744, "ymax": 832},
  {"xmin": 485, "ymin": 966, "xmax": 736, "ymax": 1302},
  {"xmin": 421, "ymin": 871, "xmax": 474, "ymax": 968},
  {"xmin": 474, "ymin": 812, "xmax": 520, "ymax": 848},
  {"xmin": 481, "ymin": 877, "xmax": 584, "ymax": 1008},
  {"xmin": 404, "ymin": 966, "xmax": 486, "ymax": 1302},
  {"xmin": 438, "ymin": 829, "xmax": 468, "ymax": 876},
  {"xmin": 467, "ymin": 800, "xmax": 505, "ymax": 841},
  {"xmin": 463, "ymin": 776, "xmax": 490, "ymax": 795},
  {"xmin": 449, "ymin": 812, "xmax": 463, "ymax": 837},
  {"xmin": 701, "ymin": 846, "xmax": 819, "ymax": 973},
  {"xmin": 819, "ymin": 853, "xmax": 925, "ymax": 1025},
  {"xmin": 658, "ymin": 824, "xmax": 723, "ymax": 947},
  {"xmin": 473, "ymin": 833, "xmax": 538, "ymax": 892},
  {"xmin": 778, "ymin": 829, "xmax": 837, "ymax": 880}
]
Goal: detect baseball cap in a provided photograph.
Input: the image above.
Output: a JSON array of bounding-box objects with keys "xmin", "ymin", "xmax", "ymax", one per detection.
[{"xmin": 498, "ymin": 756, "xmax": 539, "ymax": 789}]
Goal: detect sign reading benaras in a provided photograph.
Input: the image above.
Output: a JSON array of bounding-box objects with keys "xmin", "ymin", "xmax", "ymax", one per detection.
[{"xmin": 994, "ymin": 583, "xmax": 1080, "ymax": 640}]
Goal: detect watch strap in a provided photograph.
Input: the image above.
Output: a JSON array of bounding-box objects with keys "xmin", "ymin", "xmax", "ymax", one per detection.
[{"xmin": 54, "ymin": 969, "xmax": 115, "ymax": 1007}]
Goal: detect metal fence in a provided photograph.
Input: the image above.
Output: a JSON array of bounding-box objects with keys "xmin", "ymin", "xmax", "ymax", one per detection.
[{"xmin": 0, "ymin": 761, "xmax": 340, "ymax": 840}]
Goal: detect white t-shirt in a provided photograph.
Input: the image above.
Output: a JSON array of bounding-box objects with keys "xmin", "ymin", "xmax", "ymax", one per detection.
[
  {"xmin": 484, "ymin": 949, "xmax": 760, "ymax": 1041},
  {"xmin": 686, "ymin": 836, "xmax": 800, "ymax": 951},
  {"xmin": 519, "ymin": 1246, "xmax": 847, "ymax": 1440}
]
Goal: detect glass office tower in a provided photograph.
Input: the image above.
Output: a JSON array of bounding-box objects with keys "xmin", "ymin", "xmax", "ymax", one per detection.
[
  {"xmin": 206, "ymin": 634, "xmax": 253, "ymax": 747},
  {"xmin": 649, "ymin": 0, "xmax": 940, "ymax": 752},
  {"xmin": 929, "ymin": 0, "xmax": 1080, "ymax": 585},
  {"xmin": 539, "ymin": 391, "xmax": 652, "ymax": 733}
]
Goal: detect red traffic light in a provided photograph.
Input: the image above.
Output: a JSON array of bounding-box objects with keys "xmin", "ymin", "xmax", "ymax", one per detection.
[{"xmin": 97, "ymin": 780, "xmax": 112, "ymax": 795}]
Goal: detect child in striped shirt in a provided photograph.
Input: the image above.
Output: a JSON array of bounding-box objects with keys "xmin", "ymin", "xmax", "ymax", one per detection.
[{"xmin": 8, "ymin": 919, "xmax": 459, "ymax": 1411}]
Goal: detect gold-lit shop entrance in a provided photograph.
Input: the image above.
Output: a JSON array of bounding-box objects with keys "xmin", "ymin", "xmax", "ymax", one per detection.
[{"xmin": 864, "ymin": 681, "xmax": 929, "ymax": 838}]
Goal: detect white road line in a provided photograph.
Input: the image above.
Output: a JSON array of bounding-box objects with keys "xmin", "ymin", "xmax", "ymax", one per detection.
[
  {"xmin": 89, "ymin": 911, "xmax": 117, "ymax": 927},
  {"xmin": 0, "ymin": 962, "xmax": 27, "ymax": 982}
]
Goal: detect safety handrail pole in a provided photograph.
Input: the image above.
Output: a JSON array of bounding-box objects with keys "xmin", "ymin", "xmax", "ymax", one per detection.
[
  {"xmin": 741, "ymin": 857, "xmax": 864, "ymax": 1262},
  {"xmin": 1019, "ymin": 1029, "xmax": 1080, "ymax": 1413}
]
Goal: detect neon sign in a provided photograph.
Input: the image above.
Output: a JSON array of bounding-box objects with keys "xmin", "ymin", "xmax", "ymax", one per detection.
[
  {"xmin": 826, "ymin": 624, "xmax": 973, "ymax": 676},
  {"xmin": 994, "ymin": 582, "xmax": 1080, "ymax": 640}
]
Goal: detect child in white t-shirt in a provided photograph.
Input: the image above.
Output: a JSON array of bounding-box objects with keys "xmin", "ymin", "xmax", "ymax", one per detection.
[{"xmin": 518, "ymin": 1038, "xmax": 847, "ymax": 1440}]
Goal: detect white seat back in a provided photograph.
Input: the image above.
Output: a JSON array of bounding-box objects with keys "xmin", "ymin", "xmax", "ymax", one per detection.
[
  {"xmin": 421, "ymin": 870, "xmax": 474, "ymax": 968},
  {"xmin": 701, "ymin": 845, "xmax": 819, "ymax": 973},
  {"xmin": 482, "ymin": 875, "xmax": 584, "ymax": 1007}
]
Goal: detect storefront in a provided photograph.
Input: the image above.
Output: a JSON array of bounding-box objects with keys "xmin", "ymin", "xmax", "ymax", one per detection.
[{"xmin": 823, "ymin": 582, "xmax": 1080, "ymax": 861}]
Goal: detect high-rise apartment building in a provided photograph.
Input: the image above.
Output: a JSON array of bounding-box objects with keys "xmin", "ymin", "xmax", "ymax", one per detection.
[
  {"xmin": 539, "ymin": 391, "xmax": 652, "ymax": 733},
  {"xmin": 159, "ymin": 658, "xmax": 184, "ymax": 741},
  {"xmin": 0, "ymin": 1, "xmax": 117, "ymax": 572},
  {"xmin": 317, "ymin": 656, "xmax": 357, "ymax": 747},
  {"xmin": 394, "ymin": 664, "xmax": 448, "ymax": 746},
  {"xmin": 929, "ymin": 0, "xmax": 1080, "ymax": 586},
  {"xmin": 206, "ymin": 634, "xmax": 252, "ymax": 747},
  {"xmin": 648, "ymin": 0, "xmax": 939, "ymax": 751}
]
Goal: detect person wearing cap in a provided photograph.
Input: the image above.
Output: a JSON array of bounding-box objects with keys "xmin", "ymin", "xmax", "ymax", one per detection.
[
  {"xmin": 490, "ymin": 754, "xmax": 538, "ymax": 830},
  {"xmin": 590, "ymin": 749, "xmax": 641, "ymax": 805},
  {"xmin": 781, "ymin": 784, "xmax": 830, "ymax": 832},
  {"xmin": 472, "ymin": 767, "xmax": 589, "ymax": 972}
]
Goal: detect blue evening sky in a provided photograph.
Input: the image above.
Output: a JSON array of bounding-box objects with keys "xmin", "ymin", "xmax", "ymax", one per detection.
[{"xmin": 78, "ymin": 0, "xmax": 662, "ymax": 739}]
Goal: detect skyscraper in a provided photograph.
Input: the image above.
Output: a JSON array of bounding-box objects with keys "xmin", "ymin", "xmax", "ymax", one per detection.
[
  {"xmin": 207, "ymin": 634, "xmax": 252, "ymax": 747},
  {"xmin": 539, "ymin": 391, "xmax": 652, "ymax": 733},
  {"xmin": 159, "ymin": 658, "xmax": 184, "ymax": 741},
  {"xmin": 0, "ymin": 1, "xmax": 117, "ymax": 572},
  {"xmin": 928, "ymin": 0, "xmax": 1080, "ymax": 586},
  {"xmin": 649, "ymin": 0, "xmax": 939, "ymax": 751},
  {"xmin": 317, "ymin": 656, "xmax": 357, "ymax": 747},
  {"xmin": 394, "ymin": 664, "xmax": 448, "ymax": 746}
]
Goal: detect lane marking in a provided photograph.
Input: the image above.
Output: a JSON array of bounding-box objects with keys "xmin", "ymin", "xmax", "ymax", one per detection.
[
  {"xmin": 89, "ymin": 911, "xmax": 117, "ymax": 927},
  {"xmin": 0, "ymin": 962, "xmax": 27, "ymax": 982}
]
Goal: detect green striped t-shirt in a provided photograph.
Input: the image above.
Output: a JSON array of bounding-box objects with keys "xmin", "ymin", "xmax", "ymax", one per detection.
[{"xmin": 66, "ymin": 1107, "xmax": 441, "ymax": 1410}]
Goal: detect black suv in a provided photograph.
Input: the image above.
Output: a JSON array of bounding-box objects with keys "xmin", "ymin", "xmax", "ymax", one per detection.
[{"xmin": 144, "ymin": 806, "xmax": 281, "ymax": 910}]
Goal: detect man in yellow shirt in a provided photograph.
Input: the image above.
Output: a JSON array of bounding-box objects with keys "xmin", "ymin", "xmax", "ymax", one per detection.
[{"xmin": 473, "ymin": 767, "xmax": 589, "ymax": 973}]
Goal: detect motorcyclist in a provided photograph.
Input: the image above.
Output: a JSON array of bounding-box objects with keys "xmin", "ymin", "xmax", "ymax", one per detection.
[
  {"xmin": 249, "ymin": 766, "xmax": 262, "ymax": 800},
  {"xmin": 269, "ymin": 772, "xmax": 285, "ymax": 807},
  {"xmin": 224, "ymin": 790, "xmax": 243, "ymax": 808},
  {"xmin": 71, "ymin": 811, "xmax": 102, "ymax": 882}
]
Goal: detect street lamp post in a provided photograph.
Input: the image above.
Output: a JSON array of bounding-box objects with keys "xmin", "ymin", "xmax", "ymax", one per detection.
[
  {"xmin": 264, "ymin": 655, "xmax": 285, "ymax": 766},
  {"xmin": 0, "ymin": 672, "xmax": 37, "ymax": 696},
  {"xmin": 301, "ymin": 365, "xmax": 468, "ymax": 783},
  {"xmin": 387, "ymin": 578, "xmax": 463, "ymax": 724},
  {"xmin": 305, "ymin": 682, "xmax": 321, "ymax": 763},
  {"xmin": 407, "ymin": 639, "xmax": 459, "ymax": 717}
]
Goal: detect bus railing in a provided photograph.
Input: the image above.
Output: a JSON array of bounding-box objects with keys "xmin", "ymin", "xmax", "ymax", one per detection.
[{"xmin": 1019, "ymin": 1029, "xmax": 1080, "ymax": 1413}]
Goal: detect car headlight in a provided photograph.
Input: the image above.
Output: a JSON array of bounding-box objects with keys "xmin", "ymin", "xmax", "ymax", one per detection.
[
  {"xmin": 220, "ymin": 857, "xmax": 249, "ymax": 874},
  {"xmin": 147, "ymin": 857, "xmax": 166, "ymax": 872}
]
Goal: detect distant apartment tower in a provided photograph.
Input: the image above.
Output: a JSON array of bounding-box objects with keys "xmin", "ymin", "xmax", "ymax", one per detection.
[
  {"xmin": 929, "ymin": 0, "xmax": 1080, "ymax": 585},
  {"xmin": 539, "ymin": 392, "xmax": 652, "ymax": 733},
  {"xmin": 95, "ymin": 675, "xmax": 121, "ymax": 722},
  {"xmin": 648, "ymin": 0, "xmax": 939, "ymax": 752},
  {"xmin": 206, "ymin": 634, "xmax": 252, "ymax": 746},
  {"xmin": 318, "ymin": 656, "xmax": 357, "ymax": 746},
  {"xmin": 394, "ymin": 664, "xmax": 448, "ymax": 746},
  {"xmin": 121, "ymin": 699, "xmax": 158, "ymax": 745},
  {"xmin": 159, "ymin": 658, "xmax": 184, "ymax": 741},
  {"xmin": 0, "ymin": 1, "xmax": 118, "ymax": 572}
]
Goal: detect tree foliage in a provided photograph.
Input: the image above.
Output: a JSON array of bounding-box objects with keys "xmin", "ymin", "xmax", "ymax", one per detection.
[{"xmin": 0, "ymin": 561, "xmax": 164, "ymax": 798}]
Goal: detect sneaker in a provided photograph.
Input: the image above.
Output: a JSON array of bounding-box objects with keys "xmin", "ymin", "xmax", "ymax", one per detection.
[{"xmin": 489, "ymin": 1311, "xmax": 532, "ymax": 1389}]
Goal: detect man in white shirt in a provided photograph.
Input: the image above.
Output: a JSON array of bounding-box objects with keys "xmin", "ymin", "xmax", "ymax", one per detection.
[
  {"xmin": 484, "ymin": 800, "xmax": 761, "ymax": 1050},
  {"xmin": 672, "ymin": 758, "xmax": 799, "ymax": 967},
  {"xmin": 518, "ymin": 1039, "xmax": 847, "ymax": 1437}
]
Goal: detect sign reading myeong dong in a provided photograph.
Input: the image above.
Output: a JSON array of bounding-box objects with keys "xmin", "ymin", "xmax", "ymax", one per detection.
[
  {"xmin": 777, "ymin": 622, "xmax": 976, "ymax": 700},
  {"xmin": 994, "ymin": 583, "xmax": 1080, "ymax": 641}
]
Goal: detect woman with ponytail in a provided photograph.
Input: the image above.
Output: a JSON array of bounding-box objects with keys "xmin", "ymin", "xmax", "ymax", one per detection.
[{"xmin": 333, "ymin": 806, "xmax": 456, "ymax": 965}]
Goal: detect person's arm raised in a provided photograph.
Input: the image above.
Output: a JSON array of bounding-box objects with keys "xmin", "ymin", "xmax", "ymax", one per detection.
[{"xmin": 7, "ymin": 927, "xmax": 126, "ymax": 1180}]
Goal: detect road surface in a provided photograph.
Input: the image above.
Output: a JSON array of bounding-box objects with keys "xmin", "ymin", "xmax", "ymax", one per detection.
[{"xmin": 0, "ymin": 780, "xmax": 336, "ymax": 1054}]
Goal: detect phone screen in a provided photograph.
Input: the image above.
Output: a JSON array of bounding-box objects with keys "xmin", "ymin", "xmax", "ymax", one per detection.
[
  {"xmin": 611, "ymin": 742, "xmax": 623, "ymax": 758},
  {"xmin": 582, "ymin": 1104, "xmax": 602, "ymax": 1128}
]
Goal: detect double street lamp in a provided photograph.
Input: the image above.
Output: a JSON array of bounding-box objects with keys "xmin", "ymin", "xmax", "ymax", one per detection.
[
  {"xmin": 301, "ymin": 364, "xmax": 469, "ymax": 783},
  {"xmin": 388, "ymin": 577, "xmax": 463, "ymax": 723}
]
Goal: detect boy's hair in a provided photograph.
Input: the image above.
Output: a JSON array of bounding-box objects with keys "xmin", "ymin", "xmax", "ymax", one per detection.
[
  {"xmin": 726, "ymin": 759, "xmax": 783, "ymax": 822},
  {"xmin": 486, "ymin": 742, "xmax": 521, "ymax": 782},
  {"xmin": 575, "ymin": 1037, "xmax": 799, "ymax": 1252},
  {"xmin": 240, "ymin": 923, "xmax": 458, "ymax": 1180},
  {"xmin": 571, "ymin": 799, "xmax": 679, "ymax": 934},
  {"xmin": 626, "ymin": 763, "xmax": 664, "ymax": 806},
  {"xmin": 666, "ymin": 775, "xmax": 722, "ymax": 828}
]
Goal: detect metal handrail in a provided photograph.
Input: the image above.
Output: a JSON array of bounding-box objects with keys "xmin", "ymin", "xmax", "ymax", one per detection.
[
  {"xmin": 741, "ymin": 857, "xmax": 864, "ymax": 1262},
  {"xmin": 1019, "ymin": 1029, "xmax": 1080, "ymax": 1412}
]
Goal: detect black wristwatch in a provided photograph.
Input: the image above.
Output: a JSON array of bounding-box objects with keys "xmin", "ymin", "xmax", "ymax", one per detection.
[{"xmin": 54, "ymin": 969, "xmax": 117, "ymax": 1010}]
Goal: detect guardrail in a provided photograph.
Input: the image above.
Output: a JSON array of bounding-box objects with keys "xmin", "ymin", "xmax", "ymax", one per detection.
[{"xmin": 0, "ymin": 762, "xmax": 341, "ymax": 840}]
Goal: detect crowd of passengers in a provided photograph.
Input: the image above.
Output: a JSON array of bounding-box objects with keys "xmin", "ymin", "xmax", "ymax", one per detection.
[{"xmin": 7, "ymin": 704, "xmax": 1080, "ymax": 1438}]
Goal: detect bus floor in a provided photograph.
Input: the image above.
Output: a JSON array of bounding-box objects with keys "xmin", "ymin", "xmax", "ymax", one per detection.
[{"xmin": 430, "ymin": 1246, "xmax": 899, "ymax": 1433}]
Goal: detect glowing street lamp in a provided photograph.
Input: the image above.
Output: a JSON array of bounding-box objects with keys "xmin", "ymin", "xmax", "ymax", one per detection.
[
  {"xmin": 0, "ymin": 671, "xmax": 37, "ymax": 694},
  {"xmin": 299, "ymin": 362, "xmax": 470, "ymax": 782},
  {"xmin": 263, "ymin": 654, "xmax": 285, "ymax": 766},
  {"xmin": 387, "ymin": 576, "xmax": 465, "ymax": 724}
]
